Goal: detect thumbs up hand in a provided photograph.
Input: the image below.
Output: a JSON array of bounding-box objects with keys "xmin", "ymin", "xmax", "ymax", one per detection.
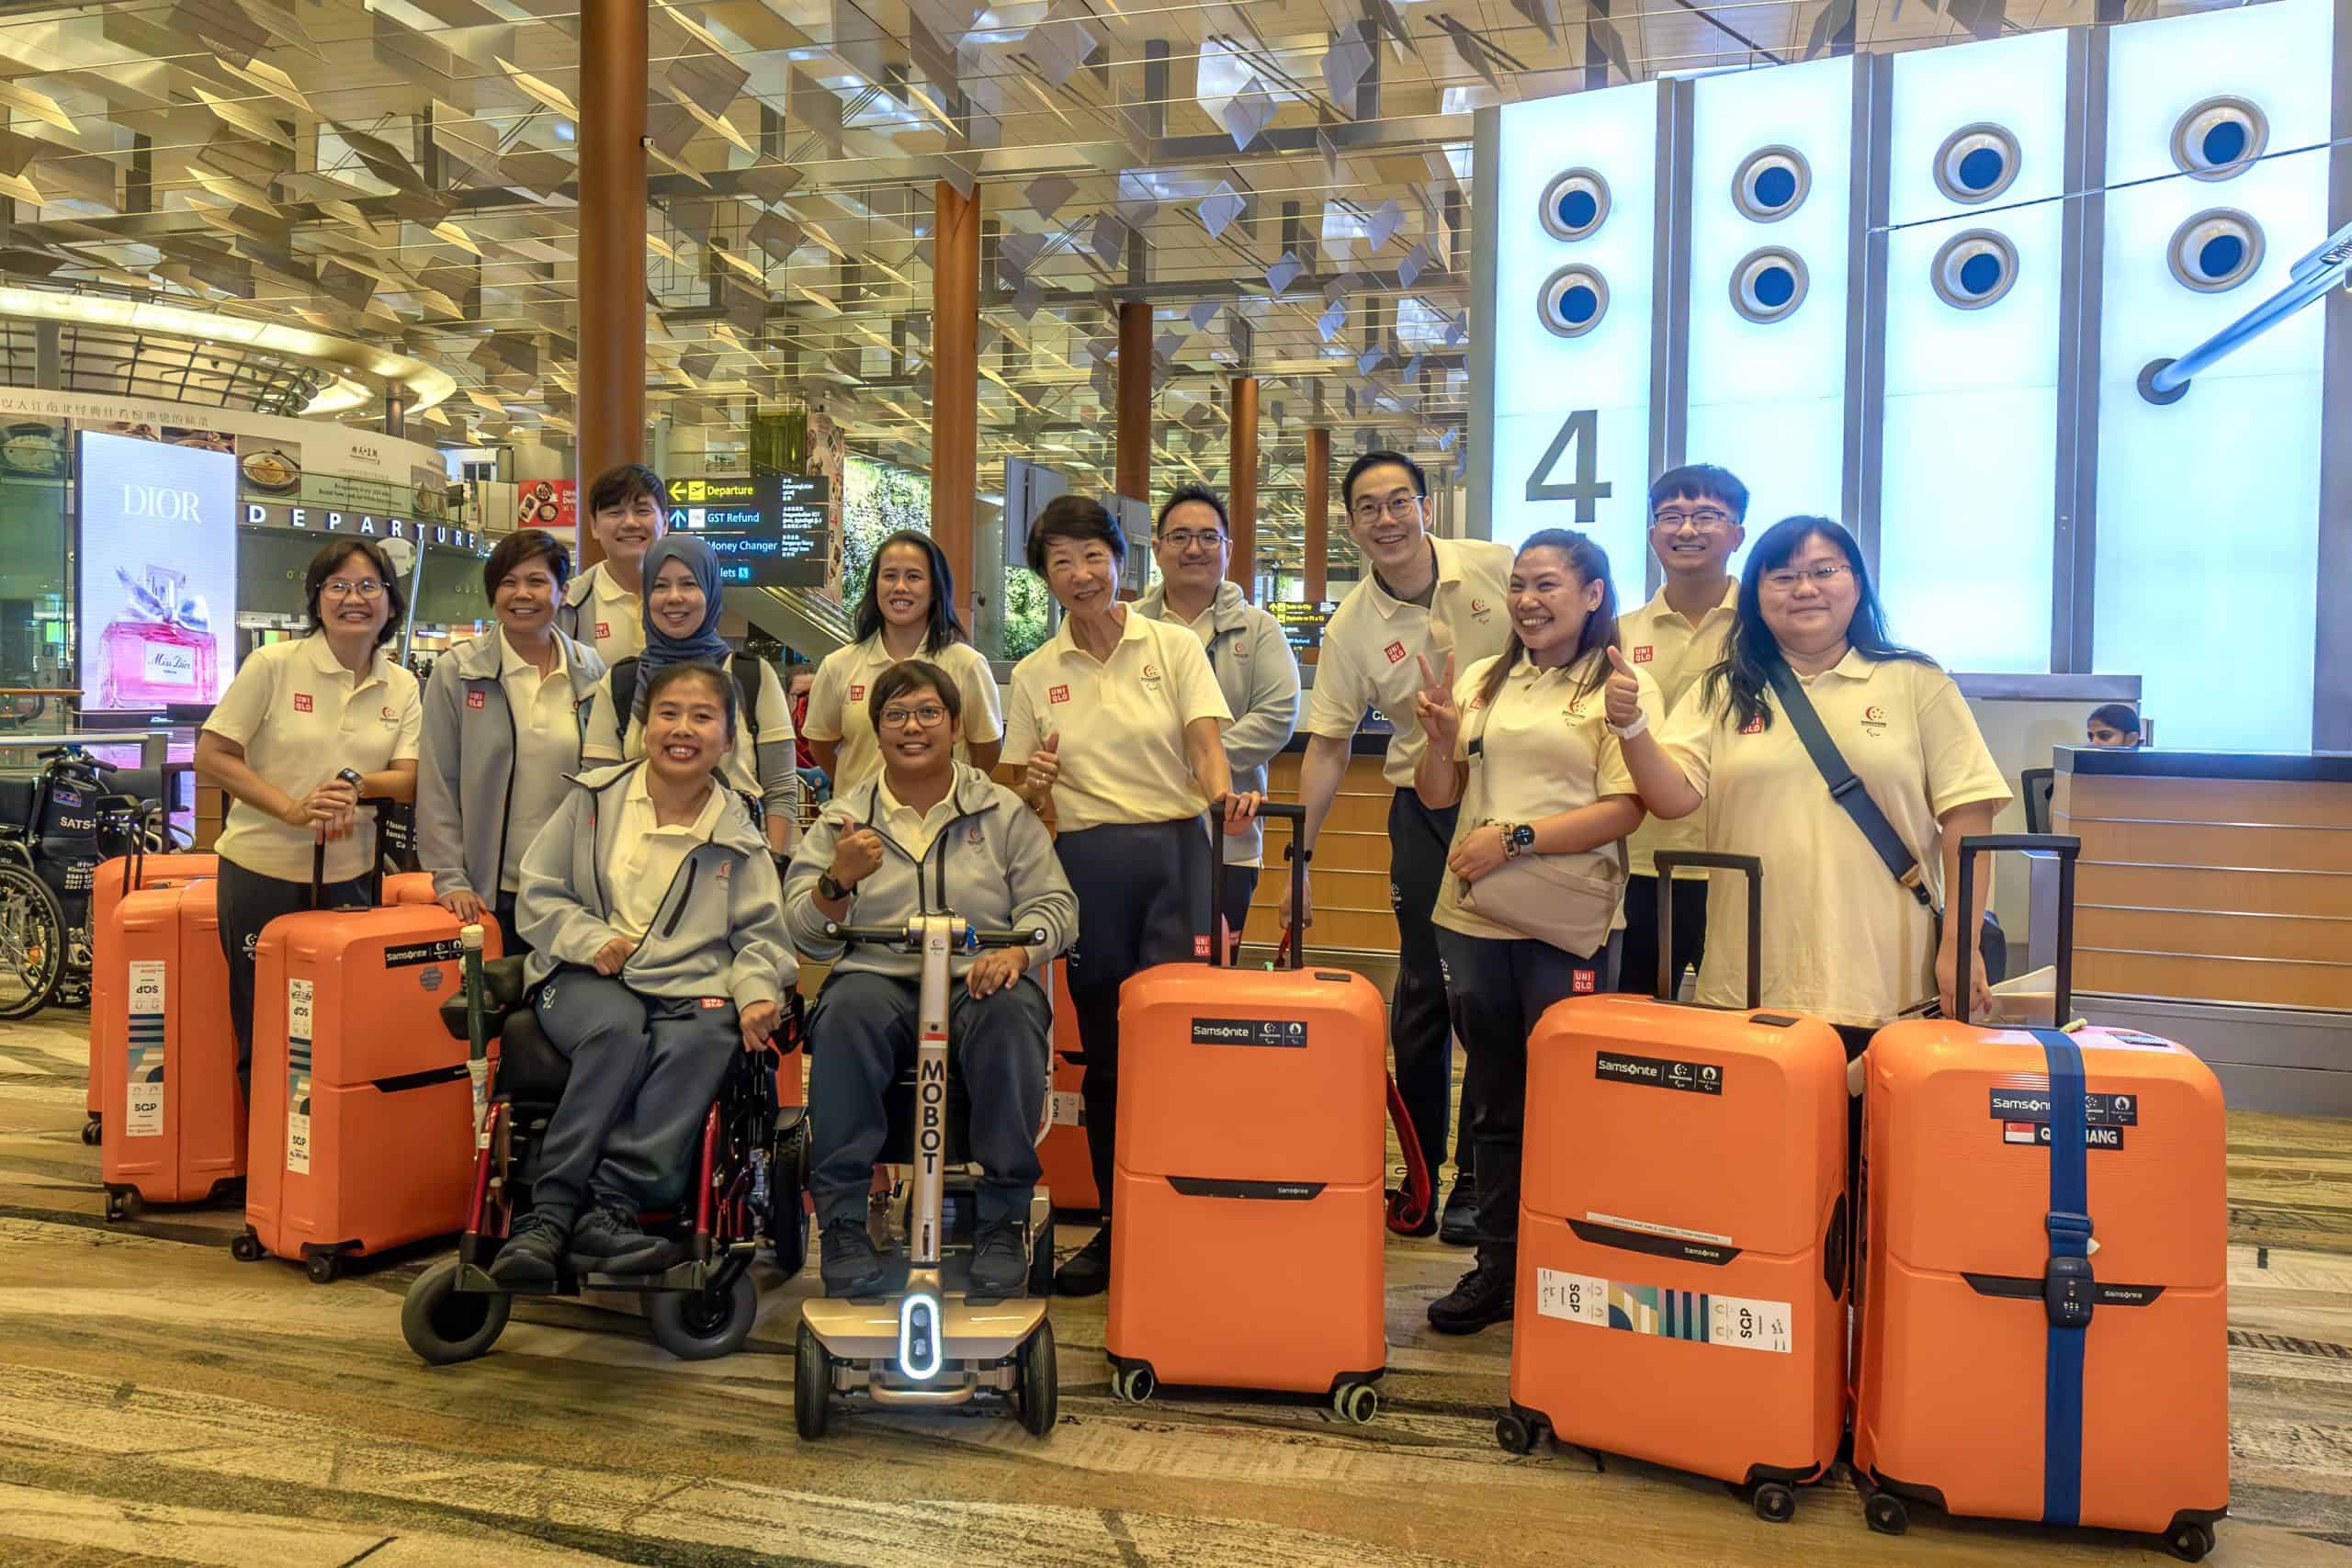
[
  {"xmin": 1414, "ymin": 651, "xmax": 1460, "ymax": 753},
  {"xmin": 1603, "ymin": 646, "xmax": 1645, "ymax": 730},
  {"xmin": 1024, "ymin": 731, "xmax": 1062, "ymax": 795}
]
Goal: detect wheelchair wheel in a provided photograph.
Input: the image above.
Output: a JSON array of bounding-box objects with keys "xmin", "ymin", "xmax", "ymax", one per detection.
[
  {"xmin": 647, "ymin": 1269, "xmax": 759, "ymax": 1360},
  {"xmin": 401, "ymin": 1258, "xmax": 511, "ymax": 1365},
  {"xmin": 1015, "ymin": 1318, "xmax": 1057, "ymax": 1436},
  {"xmin": 766, "ymin": 1119, "xmax": 808, "ymax": 1278},
  {"xmin": 0, "ymin": 864, "xmax": 65, "ymax": 1021}
]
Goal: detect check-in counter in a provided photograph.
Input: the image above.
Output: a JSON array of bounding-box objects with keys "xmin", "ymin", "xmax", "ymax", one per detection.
[{"xmin": 2055, "ymin": 746, "xmax": 2352, "ymax": 1114}]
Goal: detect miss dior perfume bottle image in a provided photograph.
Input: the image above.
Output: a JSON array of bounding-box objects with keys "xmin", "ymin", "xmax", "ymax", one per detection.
[{"xmin": 98, "ymin": 565, "xmax": 217, "ymax": 709}]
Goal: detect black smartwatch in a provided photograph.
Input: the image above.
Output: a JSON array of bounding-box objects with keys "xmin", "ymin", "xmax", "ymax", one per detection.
[
  {"xmin": 817, "ymin": 871, "xmax": 852, "ymax": 901},
  {"xmin": 1503, "ymin": 823, "xmax": 1535, "ymax": 859},
  {"xmin": 335, "ymin": 767, "xmax": 365, "ymax": 792}
]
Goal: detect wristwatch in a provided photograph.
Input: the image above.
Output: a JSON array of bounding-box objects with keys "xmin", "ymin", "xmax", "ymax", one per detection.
[
  {"xmin": 335, "ymin": 767, "xmax": 365, "ymax": 792},
  {"xmin": 817, "ymin": 871, "xmax": 852, "ymax": 901},
  {"xmin": 1502, "ymin": 823, "xmax": 1535, "ymax": 859}
]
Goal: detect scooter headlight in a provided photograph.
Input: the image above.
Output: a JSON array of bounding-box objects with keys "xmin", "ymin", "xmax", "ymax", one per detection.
[{"xmin": 899, "ymin": 1291, "xmax": 943, "ymax": 1382}]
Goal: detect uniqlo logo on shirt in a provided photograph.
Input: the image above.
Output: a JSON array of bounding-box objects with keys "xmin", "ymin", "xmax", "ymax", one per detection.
[
  {"xmin": 1384, "ymin": 640, "xmax": 1407, "ymax": 664},
  {"xmin": 596, "ymin": 622, "xmax": 611, "ymax": 640},
  {"xmin": 1193, "ymin": 934, "xmax": 1212, "ymax": 958},
  {"xmin": 848, "ymin": 684, "xmax": 865, "ymax": 701},
  {"xmin": 292, "ymin": 693, "xmax": 313, "ymax": 713},
  {"xmin": 1741, "ymin": 715, "xmax": 1765, "ymax": 735},
  {"xmin": 1632, "ymin": 646, "xmax": 1655, "ymax": 664},
  {"xmin": 1049, "ymin": 684, "xmax": 1070, "ymax": 704},
  {"xmin": 1573, "ymin": 970, "xmax": 1597, "ymax": 995},
  {"xmin": 700, "ymin": 996, "xmax": 727, "ymax": 1010},
  {"xmin": 467, "ymin": 690, "xmax": 486, "ymax": 709}
]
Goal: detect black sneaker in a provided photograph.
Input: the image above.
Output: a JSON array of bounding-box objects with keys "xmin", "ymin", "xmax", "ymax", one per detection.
[
  {"xmin": 1428, "ymin": 1260, "xmax": 1514, "ymax": 1335},
  {"xmin": 1438, "ymin": 1180, "xmax": 1480, "ymax": 1247},
  {"xmin": 967, "ymin": 1221, "xmax": 1029, "ymax": 1299},
  {"xmin": 489, "ymin": 1210, "xmax": 568, "ymax": 1287},
  {"xmin": 1053, "ymin": 1224, "xmax": 1112, "ymax": 1297},
  {"xmin": 820, "ymin": 1218, "xmax": 888, "ymax": 1298},
  {"xmin": 568, "ymin": 1201, "xmax": 672, "ymax": 1274}
]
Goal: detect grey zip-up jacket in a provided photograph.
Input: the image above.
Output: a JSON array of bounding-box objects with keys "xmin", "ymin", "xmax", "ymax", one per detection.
[
  {"xmin": 514, "ymin": 760, "xmax": 797, "ymax": 1008},
  {"xmin": 416, "ymin": 630, "xmax": 607, "ymax": 902},
  {"xmin": 1135, "ymin": 579, "xmax": 1301, "ymax": 863},
  {"xmin": 781, "ymin": 762, "xmax": 1075, "ymax": 990}
]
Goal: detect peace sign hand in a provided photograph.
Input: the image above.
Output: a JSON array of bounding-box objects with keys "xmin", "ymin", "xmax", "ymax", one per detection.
[{"xmin": 1414, "ymin": 651, "xmax": 1460, "ymax": 753}]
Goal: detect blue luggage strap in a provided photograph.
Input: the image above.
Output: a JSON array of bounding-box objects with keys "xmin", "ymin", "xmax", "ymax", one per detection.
[{"xmin": 2033, "ymin": 1026, "xmax": 2094, "ymax": 1529}]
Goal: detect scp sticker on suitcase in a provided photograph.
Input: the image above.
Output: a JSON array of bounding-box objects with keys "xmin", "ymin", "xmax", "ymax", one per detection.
[
  {"xmin": 285, "ymin": 977, "xmax": 314, "ymax": 1176},
  {"xmin": 125, "ymin": 959, "xmax": 166, "ymax": 1137},
  {"xmin": 1537, "ymin": 1268, "xmax": 1792, "ymax": 1353}
]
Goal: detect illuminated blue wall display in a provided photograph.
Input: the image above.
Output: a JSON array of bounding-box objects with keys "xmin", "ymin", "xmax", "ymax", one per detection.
[{"xmin": 1470, "ymin": 0, "xmax": 2338, "ymax": 748}]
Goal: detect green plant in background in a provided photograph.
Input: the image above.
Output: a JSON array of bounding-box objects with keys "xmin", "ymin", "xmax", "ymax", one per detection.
[{"xmin": 1001, "ymin": 564, "xmax": 1050, "ymax": 660}]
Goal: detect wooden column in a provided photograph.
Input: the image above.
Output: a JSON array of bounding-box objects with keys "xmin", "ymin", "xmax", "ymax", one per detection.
[
  {"xmin": 1116, "ymin": 300, "xmax": 1151, "ymax": 502},
  {"xmin": 1228, "ymin": 375, "xmax": 1259, "ymax": 601},
  {"xmin": 932, "ymin": 178, "xmax": 980, "ymax": 624},
  {"xmin": 574, "ymin": 0, "xmax": 649, "ymax": 569},
  {"xmin": 1304, "ymin": 426, "xmax": 1330, "ymax": 602}
]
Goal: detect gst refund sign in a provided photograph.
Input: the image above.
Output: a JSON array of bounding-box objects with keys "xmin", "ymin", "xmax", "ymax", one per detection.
[{"xmin": 242, "ymin": 500, "xmax": 485, "ymax": 554}]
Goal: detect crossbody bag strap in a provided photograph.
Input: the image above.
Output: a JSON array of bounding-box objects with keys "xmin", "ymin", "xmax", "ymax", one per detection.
[{"xmin": 1765, "ymin": 661, "xmax": 1931, "ymax": 908}]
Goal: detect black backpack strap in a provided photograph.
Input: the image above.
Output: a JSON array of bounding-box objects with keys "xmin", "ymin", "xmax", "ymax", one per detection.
[
  {"xmin": 610, "ymin": 656, "xmax": 639, "ymax": 728},
  {"xmin": 731, "ymin": 656, "xmax": 761, "ymax": 745},
  {"xmin": 1765, "ymin": 661, "xmax": 1931, "ymax": 908}
]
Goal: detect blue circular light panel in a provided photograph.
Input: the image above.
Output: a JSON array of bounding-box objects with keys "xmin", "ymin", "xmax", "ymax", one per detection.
[
  {"xmin": 1934, "ymin": 124, "xmax": 2023, "ymax": 205},
  {"xmin": 2172, "ymin": 97, "xmax": 2267, "ymax": 182},
  {"xmin": 2168, "ymin": 208, "xmax": 2264, "ymax": 293},
  {"xmin": 1729, "ymin": 248, "xmax": 1809, "ymax": 323},
  {"xmin": 1930, "ymin": 230, "xmax": 2019, "ymax": 310},
  {"xmin": 1537, "ymin": 265, "xmax": 1610, "ymax": 337},
  {"xmin": 1538, "ymin": 169, "xmax": 1611, "ymax": 242},
  {"xmin": 1732, "ymin": 146, "xmax": 1812, "ymax": 223}
]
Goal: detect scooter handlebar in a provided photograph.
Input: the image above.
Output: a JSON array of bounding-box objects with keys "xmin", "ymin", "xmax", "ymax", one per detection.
[{"xmin": 824, "ymin": 921, "xmax": 1047, "ymax": 951}]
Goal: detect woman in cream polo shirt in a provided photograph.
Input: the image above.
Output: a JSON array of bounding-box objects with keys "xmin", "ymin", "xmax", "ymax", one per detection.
[
  {"xmin": 195, "ymin": 539, "xmax": 423, "ymax": 1089},
  {"xmin": 1001, "ymin": 493, "xmax": 1256, "ymax": 1297},
  {"xmin": 1609, "ymin": 515, "xmax": 2011, "ymax": 1047}
]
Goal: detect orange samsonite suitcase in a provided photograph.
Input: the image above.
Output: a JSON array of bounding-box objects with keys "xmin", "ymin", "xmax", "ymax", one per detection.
[
  {"xmin": 85, "ymin": 846, "xmax": 217, "ymax": 1144},
  {"xmin": 1504, "ymin": 853, "xmax": 1849, "ymax": 1519},
  {"xmin": 1103, "ymin": 806, "xmax": 1389, "ymax": 1420},
  {"xmin": 1038, "ymin": 960, "xmax": 1099, "ymax": 1214},
  {"xmin": 1855, "ymin": 834, "xmax": 2228, "ymax": 1562},
  {"xmin": 236, "ymin": 838, "xmax": 503, "ymax": 1281},
  {"xmin": 99, "ymin": 878, "xmax": 243, "ymax": 1218}
]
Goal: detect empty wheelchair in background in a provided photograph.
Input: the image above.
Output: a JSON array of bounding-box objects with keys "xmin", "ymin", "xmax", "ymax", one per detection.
[{"xmin": 0, "ymin": 744, "xmax": 175, "ymax": 1020}]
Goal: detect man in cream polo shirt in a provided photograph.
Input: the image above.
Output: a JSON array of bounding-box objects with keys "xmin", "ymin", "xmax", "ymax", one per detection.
[
  {"xmin": 1294, "ymin": 450, "xmax": 1513, "ymax": 1244},
  {"xmin": 1613, "ymin": 464, "xmax": 1747, "ymax": 1000},
  {"xmin": 557, "ymin": 463, "xmax": 668, "ymax": 667}
]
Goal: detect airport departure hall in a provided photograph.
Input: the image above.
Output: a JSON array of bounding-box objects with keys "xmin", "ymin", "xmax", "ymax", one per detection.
[{"xmin": 2, "ymin": 0, "xmax": 2348, "ymax": 1562}]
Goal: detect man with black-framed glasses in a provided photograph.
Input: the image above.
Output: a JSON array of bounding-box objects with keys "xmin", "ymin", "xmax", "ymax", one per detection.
[
  {"xmin": 1136, "ymin": 484, "xmax": 1301, "ymax": 952},
  {"xmin": 1612, "ymin": 463, "xmax": 1749, "ymax": 1001},
  {"xmin": 1294, "ymin": 450, "xmax": 1514, "ymax": 1245}
]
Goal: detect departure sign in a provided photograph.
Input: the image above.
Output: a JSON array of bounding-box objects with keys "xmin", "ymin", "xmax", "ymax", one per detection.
[
  {"xmin": 667, "ymin": 475, "xmax": 829, "ymax": 587},
  {"xmin": 1268, "ymin": 600, "xmax": 1340, "ymax": 652}
]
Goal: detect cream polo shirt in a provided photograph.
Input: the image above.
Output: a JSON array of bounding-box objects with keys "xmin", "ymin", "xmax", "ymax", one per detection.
[
  {"xmin": 801, "ymin": 635, "xmax": 1003, "ymax": 795},
  {"xmin": 582, "ymin": 564, "xmax": 644, "ymax": 668},
  {"xmin": 1001, "ymin": 606, "xmax": 1231, "ymax": 833},
  {"xmin": 1432, "ymin": 651, "xmax": 1660, "ymax": 942},
  {"xmin": 582, "ymin": 652, "xmax": 795, "ymax": 805},
  {"xmin": 498, "ymin": 629, "xmax": 583, "ymax": 894},
  {"xmin": 1303, "ymin": 535, "xmax": 1517, "ymax": 788},
  {"xmin": 1657, "ymin": 651, "xmax": 2011, "ymax": 1028},
  {"xmin": 1618, "ymin": 581, "xmax": 1739, "ymax": 880},
  {"xmin": 605, "ymin": 772, "xmax": 725, "ymax": 940},
  {"xmin": 203, "ymin": 633, "xmax": 424, "ymax": 884},
  {"xmin": 876, "ymin": 777, "xmax": 961, "ymax": 859}
]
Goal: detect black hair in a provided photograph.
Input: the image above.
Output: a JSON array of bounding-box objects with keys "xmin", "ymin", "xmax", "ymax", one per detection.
[
  {"xmin": 1648, "ymin": 463, "xmax": 1750, "ymax": 524},
  {"xmin": 1025, "ymin": 493, "xmax": 1125, "ymax": 577},
  {"xmin": 854, "ymin": 528, "xmax": 967, "ymax": 653},
  {"xmin": 482, "ymin": 527, "xmax": 571, "ymax": 602},
  {"xmin": 585, "ymin": 462, "xmax": 670, "ymax": 518},
  {"xmin": 1474, "ymin": 530, "xmax": 1620, "ymax": 712},
  {"xmin": 2088, "ymin": 703, "xmax": 2142, "ymax": 736},
  {"xmin": 866, "ymin": 658, "xmax": 964, "ymax": 735},
  {"xmin": 304, "ymin": 538, "xmax": 406, "ymax": 647},
  {"xmin": 1702, "ymin": 515, "xmax": 1932, "ymax": 734},
  {"xmin": 1156, "ymin": 483, "xmax": 1229, "ymax": 536},
  {"xmin": 1341, "ymin": 449, "xmax": 1428, "ymax": 509},
  {"xmin": 642, "ymin": 659, "xmax": 737, "ymax": 742}
]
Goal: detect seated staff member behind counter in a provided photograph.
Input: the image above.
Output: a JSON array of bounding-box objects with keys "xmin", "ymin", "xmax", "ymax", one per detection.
[
  {"xmin": 1608, "ymin": 515, "xmax": 2011, "ymax": 1048},
  {"xmin": 1002, "ymin": 493, "xmax": 1260, "ymax": 1297},
  {"xmin": 800, "ymin": 528, "xmax": 1002, "ymax": 795},
  {"xmin": 557, "ymin": 463, "xmax": 668, "ymax": 668},
  {"xmin": 1136, "ymin": 484, "xmax": 1301, "ymax": 950},
  {"xmin": 194, "ymin": 539, "xmax": 423, "ymax": 1092},
  {"xmin": 1290, "ymin": 450, "xmax": 1514, "ymax": 1245},
  {"xmin": 1613, "ymin": 464, "xmax": 1746, "ymax": 1001},
  {"xmin": 493, "ymin": 661, "xmax": 797, "ymax": 1284},
  {"xmin": 1412, "ymin": 530, "xmax": 1657, "ymax": 1335},
  {"xmin": 785, "ymin": 660, "xmax": 1076, "ymax": 1300},
  {"xmin": 582, "ymin": 536, "xmax": 800, "ymax": 853},
  {"xmin": 415, "ymin": 529, "xmax": 606, "ymax": 954}
]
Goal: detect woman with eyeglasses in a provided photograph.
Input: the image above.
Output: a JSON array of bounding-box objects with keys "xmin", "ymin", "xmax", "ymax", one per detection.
[
  {"xmin": 801, "ymin": 529, "xmax": 1002, "ymax": 795},
  {"xmin": 784, "ymin": 660, "xmax": 1076, "ymax": 1300},
  {"xmin": 1607, "ymin": 515, "xmax": 2011, "ymax": 1055},
  {"xmin": 195, "ymin": 539, "xmax": 423, "ymax": 1092}
]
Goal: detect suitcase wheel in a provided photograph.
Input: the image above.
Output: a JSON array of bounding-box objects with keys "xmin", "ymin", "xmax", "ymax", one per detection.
[
  {"xmin": 80, "ymin": 1117, "xmax": 101, "ymax": 1147},
  {"xmin": 1495, "ymin": 1414, "xmax": 1548, "ymax": 1455},
  {"xmin": 1753, "ymin": 1483, "xmax": 1796, "ymax": 1524},
  {"xmin": 1112, "ymin": 1364, "xmax": 1156, "ymax": 1404},
  {"xmin": 230, "ymin": 1231, "xmax": 264, "ymax": 1263},
  {"xmin": 103, "ymin": 1187, "xmax": 134, "ymax": 1224},
  {"xmin": 1332, "ymin": 1382, "xmax": 1378, "ymax": 1426},
  {"xmin": 305, "ymin": 1252, "xmax": 342, "ymax": 1285},
  {"xmin": 2166, "ymin": 1522, "xmax": 2216, "ymax": 1563},
  {"xmin": 1864, "ymin": 1492, "xmax": 1908, "ymax": 1536}
]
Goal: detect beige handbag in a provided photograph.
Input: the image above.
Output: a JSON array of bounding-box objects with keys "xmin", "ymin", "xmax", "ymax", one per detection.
[{"xmin": 1459, "ymin": 830, "xmax": 1628, "ymax": 955}]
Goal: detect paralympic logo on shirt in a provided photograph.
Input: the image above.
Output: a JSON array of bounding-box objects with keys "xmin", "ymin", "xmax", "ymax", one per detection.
[{"xmin": 1860, "ymin": 705, "xmax": 1889, "ymax": 736}]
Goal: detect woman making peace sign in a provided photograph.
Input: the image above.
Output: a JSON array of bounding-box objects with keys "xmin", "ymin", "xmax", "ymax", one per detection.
[{"xmin": 1411, "ymin": 528, "xmax": 1661, "ymax": 1336}]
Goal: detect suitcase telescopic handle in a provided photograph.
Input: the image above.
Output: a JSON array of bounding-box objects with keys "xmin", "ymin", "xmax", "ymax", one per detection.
[
  {"xmin": 1197, "ymin": 801, "xmax": 1307, "ymax": 970},
  {"xmin": 309, "ymin": 798, "xmax": 394, "ymax": 910},
  {"xmin": 1953, "ymin": 832, "xmax": 2079, "ymax": 1028},
  {"xmin": 1651, "ymin": 852, "xmax": 1763, "ymax": 1010}
]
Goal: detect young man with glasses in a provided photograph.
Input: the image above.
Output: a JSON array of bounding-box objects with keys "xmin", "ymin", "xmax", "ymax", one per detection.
[
  {"xmin": 1294, "ymin": 451, "xmax": 1514, "ymax": 1245},
  {"xmin": 1136, "ymin": 484, "xmax": 1302, "ymax": 952},
  {"xmin": 1612, "ymin": 464, "xmax": 1748, "ymax": 1002}
]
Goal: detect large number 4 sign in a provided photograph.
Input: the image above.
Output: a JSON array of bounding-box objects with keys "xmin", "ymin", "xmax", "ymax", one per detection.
[{"xmin": 1525, "ymin": 408, "xmax": 1612, "ymax": 521}]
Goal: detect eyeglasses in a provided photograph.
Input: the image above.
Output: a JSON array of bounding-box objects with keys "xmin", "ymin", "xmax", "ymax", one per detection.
[
  {"xmin": 322, "ymin": 578, "xmax": 386, "ymax": 600},
  {"xmin": 879, "ymin": 704, "xmax": 948, "ymax": 729},
  {"xmin": 1158, "ymin": 529, "xmax": 1227, "ymax": 552},
  {"xmin": 1652, "ymin": 507, "xmax": 1734, "ymax": 531},
  {"xmin": 1760, "ymin": 561, "xmax": 1854, "ymax": 592},
  {"xmin": 1351, "ymin": 493, "xmax": 1423, "ymax": 524}
]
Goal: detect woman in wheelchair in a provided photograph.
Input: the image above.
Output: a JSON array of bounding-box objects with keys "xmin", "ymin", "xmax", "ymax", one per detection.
[
  {"xmin": 783, "ymin": 660, "xmax": 1077, "ymax": 1299},
  {"xmin": 490, "ymin": 660, "xmax": 798, "ymax": 1287}
]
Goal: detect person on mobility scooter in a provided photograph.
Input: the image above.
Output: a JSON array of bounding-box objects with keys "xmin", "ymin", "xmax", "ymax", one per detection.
[{"xmin": 783, "ymin": 659, "xmax": 1075, "ymax": 1301}]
